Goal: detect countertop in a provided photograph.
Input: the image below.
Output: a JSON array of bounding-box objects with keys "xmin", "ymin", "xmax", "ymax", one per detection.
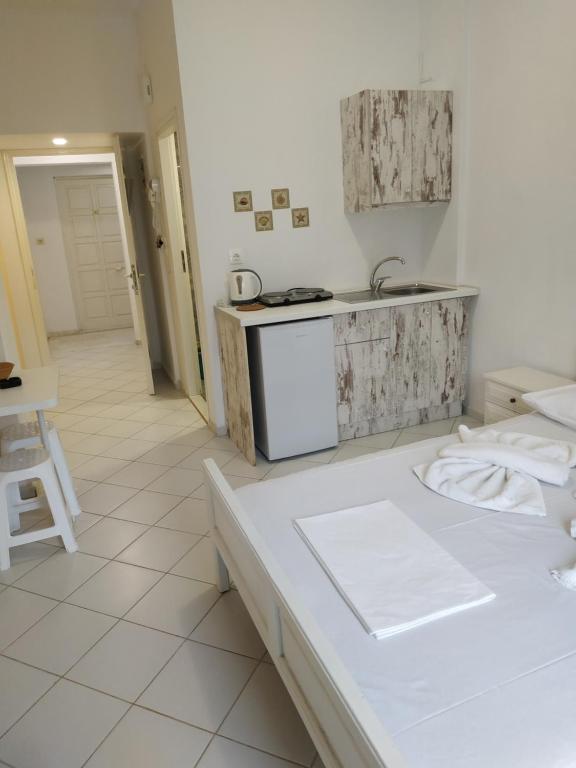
[{"xmin": 216, "ymin": 283, "xmax": 479, "ymax": 327}]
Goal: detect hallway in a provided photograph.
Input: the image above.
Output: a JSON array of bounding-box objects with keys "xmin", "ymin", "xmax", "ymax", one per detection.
[{"xmin": 0, "ymin": 330, "xmax": 321, "ymax": 768}]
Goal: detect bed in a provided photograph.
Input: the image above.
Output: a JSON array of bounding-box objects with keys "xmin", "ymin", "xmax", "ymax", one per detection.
[{"xmin": 203, "ymin": 413, "xmax": 576, "ymax": 768}]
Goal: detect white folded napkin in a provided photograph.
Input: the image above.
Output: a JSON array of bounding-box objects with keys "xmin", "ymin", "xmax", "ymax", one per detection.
[
  {"xmin": 439, "ymin": 442, "xmax": 569, "ymax": 486},
  {"xmin": 551, "ymin": 567, "xmax": 576, "ymax": 591},
  {"xmin": 295, "ymin": 501, "xmax": 495, "ymax": 640},
  {"xmin": 413, "ymin": 458, "xmax": 546, "ymax": 516},
  {"xmin": 458, "ymin": 425, "xmax": 576, "ymax": 467},
  {"xmin": 522, "ymin": 384, "xmax": 576, "ymax": 430}
]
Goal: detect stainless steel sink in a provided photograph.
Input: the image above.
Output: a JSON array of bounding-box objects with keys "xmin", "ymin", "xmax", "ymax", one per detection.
[{"xmin": 334, "ymin": 283, "xmax": 454, "ymax": 303}]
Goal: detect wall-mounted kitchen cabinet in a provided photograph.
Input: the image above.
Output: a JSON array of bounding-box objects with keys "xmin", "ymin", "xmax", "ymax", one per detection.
[{"xmin": 340, "ymin": 89, "xmax": 453, "ymax": 212}]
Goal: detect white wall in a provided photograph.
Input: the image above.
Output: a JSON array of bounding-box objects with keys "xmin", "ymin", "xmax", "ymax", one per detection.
[
  {"xmin": 0, "ymin": 1, "xmax": 145, "ymax": 134},
  {"xmin": 172, "ymin": 0, "xmax": 432, "ymax": 429},
  {"xmin": 16, "ymin": 163, "xmax": 113, "ymax": 334},
  {"xmin": 420, "ymin": 0, "xmax": 576, "ymax": 416}
]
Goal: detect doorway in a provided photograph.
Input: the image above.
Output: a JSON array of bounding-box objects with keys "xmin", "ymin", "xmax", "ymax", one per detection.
[{"xmin": 157, "ymin": 126, "xmax": 206, "ymax": 412}]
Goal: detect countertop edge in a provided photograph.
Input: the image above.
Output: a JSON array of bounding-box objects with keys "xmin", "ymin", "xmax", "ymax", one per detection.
[{"xmin": 215, "ymin": 285, "xmax": 480, "ymax": 327}]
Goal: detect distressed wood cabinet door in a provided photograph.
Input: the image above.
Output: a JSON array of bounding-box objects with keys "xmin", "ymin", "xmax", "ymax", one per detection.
[
  {"xmin": 333, "ymin": 306, "xmax": 391, "ymax": 345},
  {"xmin": 335, "ymin": 338, "xmax": 391, "ymax": 427},
  {"xmin": 412, "ymin": 91, "xmax": 453, "ymax": 202},
  {"xmin": 429, "ymin": 298, "xmax": 469, "ymax": 406},
  {"xmin": 341, "ymin": 89, "xmax": 452, "ymax": 211},
  {"xmin": 389, "ymin": 303, "xmax": 432, "ymax": 411}
]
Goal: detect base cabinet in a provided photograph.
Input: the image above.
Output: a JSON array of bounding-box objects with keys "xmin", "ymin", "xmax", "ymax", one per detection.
[{"xmin": 335, "ymin": 298, "xmax": 469, "ymax": 440}]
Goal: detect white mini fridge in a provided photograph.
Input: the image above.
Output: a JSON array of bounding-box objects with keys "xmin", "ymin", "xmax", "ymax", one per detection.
[{"xmin": 247, "ymin": 318, "xmax": 339, "ymax": 460}]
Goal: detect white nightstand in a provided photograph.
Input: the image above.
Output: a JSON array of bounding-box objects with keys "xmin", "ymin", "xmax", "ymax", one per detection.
[{"xmin": 483, "ymin": 366, "xmax": 574, "ymax": 424}]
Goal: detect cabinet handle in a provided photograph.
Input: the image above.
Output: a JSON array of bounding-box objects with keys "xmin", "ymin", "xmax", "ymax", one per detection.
[{"xmin": 509, "ymin": 397, "xmax": 517, "ymax": 404}]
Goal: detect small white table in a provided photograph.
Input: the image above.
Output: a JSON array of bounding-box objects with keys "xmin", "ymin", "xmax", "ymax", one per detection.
[
  {"xmin": 484, "ymin": 366, "xmax": 574, "ymax": 424},
  {"xmin": 0, "ymin": 367, "xmax": 59, "ymax": 448}
]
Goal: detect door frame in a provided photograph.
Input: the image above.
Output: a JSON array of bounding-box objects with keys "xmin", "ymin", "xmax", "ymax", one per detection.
[
  {"xmin": 156, "ymin": 118, "xmax": 204, "ymax": 399},
  {"xmin": 0, "ymin": 133, "xmax": 154, "ymax": 393}
]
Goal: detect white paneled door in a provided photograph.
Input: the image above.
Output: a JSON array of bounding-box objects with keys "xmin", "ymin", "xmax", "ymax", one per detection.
[{"xmin": 55, "ymin": 176, "xmax": 133, "ymax": 331}]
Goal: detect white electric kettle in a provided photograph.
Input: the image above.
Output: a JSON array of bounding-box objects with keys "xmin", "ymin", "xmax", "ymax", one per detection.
[{"xmin": 228, "ymin": 269, "xmax": 262, "ymax": 305}]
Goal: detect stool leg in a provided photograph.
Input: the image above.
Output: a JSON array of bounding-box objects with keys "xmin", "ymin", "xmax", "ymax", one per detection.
[
  {"xmin": 48, "ymin": 429, "xmax": 81, "ymax": 519},
  {"xmin": 0, "ymin": 483, "xmax": 12, "ymax": 570},
  {"xmin": 40, "ymin": 464, "xmax": 78, "ymax": 554}
]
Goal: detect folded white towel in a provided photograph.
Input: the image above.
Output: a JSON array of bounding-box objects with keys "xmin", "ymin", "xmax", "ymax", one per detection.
[
  {"xmin": 413, "ymin": 458, "xmax": 546, "ymax": 516},
  {"xmin": 522, "ymin": 384, "xmax": 576, "ymax": 430},
  {"xmin": 439, "ymin": 442, "xmax": 569, "ymax": 486},
  {"xmin": 295, "ymin": 501, "xmax": 495, "ymax": 640},
  {"xmin": 458, "ymin": 425, "xmax": 576, "ymax": 467}
]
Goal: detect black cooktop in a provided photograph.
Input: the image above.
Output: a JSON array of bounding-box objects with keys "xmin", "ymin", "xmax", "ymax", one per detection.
[{"xmin": 259, "ymin": 287, "xmax": 333, "ymax": 307}]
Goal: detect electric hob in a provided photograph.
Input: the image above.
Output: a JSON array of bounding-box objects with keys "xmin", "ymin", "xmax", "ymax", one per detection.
[{"xmin": 258, "ymin": 287, "xmax": 333, "ymax": 307}]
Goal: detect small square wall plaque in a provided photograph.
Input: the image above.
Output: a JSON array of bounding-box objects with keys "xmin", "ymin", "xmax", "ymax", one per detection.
[
  {"xmin": 233, "ymin": 190, "xmax": 253, "ymax": 212},
  {"xmin": 271, "ymin": 188, "xmax": 290, "ymax": 209},
  {"xmin": 291, "ymin": 207, "xmax": 310, "ymax": 228},
  {"xmin": 255, "ymin": 210, "xmax": 273, "ymax": 231}
]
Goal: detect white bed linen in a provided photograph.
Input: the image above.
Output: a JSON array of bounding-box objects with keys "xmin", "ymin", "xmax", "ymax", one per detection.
[
  {"xmin": 236, "ymin": 413, "xmax": 576, "ymax": 768},
  {"xmin": 295, "ymin": 501, "xmax": 495, "ymax": 639}
]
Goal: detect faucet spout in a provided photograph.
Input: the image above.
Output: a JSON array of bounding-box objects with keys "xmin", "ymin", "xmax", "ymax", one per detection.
[{"xmin": 370, "ymin": 256, "xmax": 407, "ymax": 291}]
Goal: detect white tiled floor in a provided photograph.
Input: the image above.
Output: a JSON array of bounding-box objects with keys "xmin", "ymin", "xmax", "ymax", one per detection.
[{"xmin": 0, "ymin": 329, "xmax": 481, "ymax": 768}]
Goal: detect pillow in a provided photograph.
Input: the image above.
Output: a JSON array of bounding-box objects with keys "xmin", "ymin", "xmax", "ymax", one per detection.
[{"xmin": 522, "ymin": 384, "xmax": 576, "ymax": 431}]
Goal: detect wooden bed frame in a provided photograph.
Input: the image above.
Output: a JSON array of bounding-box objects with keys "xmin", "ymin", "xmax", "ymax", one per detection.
[{"xmin": 204, "ymin": 459, "xmax": 407, "ymax": 768}]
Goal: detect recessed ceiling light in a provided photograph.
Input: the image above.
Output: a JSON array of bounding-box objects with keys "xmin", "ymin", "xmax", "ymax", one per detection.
[{"xmin": 52, "ymin": 137, "xmax": 68, "ymax": 146}]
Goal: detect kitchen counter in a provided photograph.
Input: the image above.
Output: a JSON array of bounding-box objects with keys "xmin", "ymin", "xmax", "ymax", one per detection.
[{"xmin": 216, "ymin": 283, "xmax": 479, "ymax": 327}]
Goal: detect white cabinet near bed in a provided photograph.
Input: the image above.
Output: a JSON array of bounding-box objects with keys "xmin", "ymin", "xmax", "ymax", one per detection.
[{"xmin": 483, "ymin": 366, "xmax": 574, "ymax": 424}]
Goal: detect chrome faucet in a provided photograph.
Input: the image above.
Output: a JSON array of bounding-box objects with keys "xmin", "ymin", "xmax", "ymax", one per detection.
[{"xmin": 370, "ymin": 256, "xmax": 406, "ymax": 291}]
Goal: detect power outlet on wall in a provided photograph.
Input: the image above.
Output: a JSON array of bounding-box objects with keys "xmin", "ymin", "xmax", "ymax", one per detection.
[{"xmin": 229, "ymin": 248, "xmax": 244, "ymax": 267}]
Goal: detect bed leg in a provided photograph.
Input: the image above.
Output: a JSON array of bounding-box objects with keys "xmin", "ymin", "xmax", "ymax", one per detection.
[{"xmin": 215, "ymin": 548, "xmax": 231, "ymax": 593}]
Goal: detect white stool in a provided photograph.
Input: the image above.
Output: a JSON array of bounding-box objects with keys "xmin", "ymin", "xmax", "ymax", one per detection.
[
  {"xmin": 0, "ymin": 421, "xmax": 81, "ymax": 519},
  {"xmin": 0, "ymin": 448, "xmax": 78, "ymax": 570}
]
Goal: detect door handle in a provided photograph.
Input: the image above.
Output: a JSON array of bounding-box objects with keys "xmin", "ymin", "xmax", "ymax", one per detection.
[
  {"xmin": 125, "ymin": 265, "xmax": 140, "ymax": 295},
  {"xmin": 181, "ymin": 250, "xmax": 187, "ymax": 273}
]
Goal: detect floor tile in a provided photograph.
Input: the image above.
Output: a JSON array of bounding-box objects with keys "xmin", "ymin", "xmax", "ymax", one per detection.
[
  {"xmin": 100, "ymin": 420, "xmax": 149, "ymax": 438},
  {"xmin": 91, "ymin": 391, "xmax": 134, "ymax": 404},
  {"xmin": 62, "ymin": 450, "xmax": 91, "ymax": 470},
  {"xmin": 138, "ymin": 443, "xmax": 195, "ymax": 467},
  {"xmin": 126, "ymin": 574, "xmax": 219, "ymax": 636},
  {"xmin": 156, "ymin": 498, "xmax": 210, "ymax": 534},
  {"xmin": 165, "ymin": 426, "xmax": 214, "ymax": 448},
  {"xmin": 56, "ymin": 429, "xmax": 86, "ymax": 449},
  {"xmin": 106, "ymin": 461, "xmax": 168, "ymax": 490},
  {"xmin": 73, "ymin": 477, "xmax": 97, "ymax": 495},
  {"xmin": 67, "ymin": 621, "xmax": 180, "ymax": 701},
  {"xmin": 48, "ymin": 412, "xmax": 86, "ymax": 430},
  {"xmin": 84, "ymin": 706, "xmax": 211, "ymax": 767},
  {"xmin": 0, "ymin": 543, "xmax": 57, "ymax": 586},
  {"xmin": 102, "ymin": 438, "xmax": 158, "ymax": 460},
  {"xmin": 133, "ymin": 423, "xmax": 185, "ymax": 442},
  {"xmin": 4, "ymin": 603, "xmax": 115, "ymax": 675},
  {"xmin": 79, "ymin": 483, "xmax": 137, "ymax": 515},
  {"xmin": 452, "ymin": 414, "xmax": 484, "ymax": 431},
  {"xmin": 72, "ymin": 456, "xmax": 131, "ymax": 483},
  {"xmin": 330, "ymin": 444, "xmax": 380, "ymax": 462},
  {"xmin": 197, "ymin": 737, "xmax": 304, "ymax": 768},
  {"xmin": 97, "ymin": 404, "xmax": 142, "ymax": 419},
  {"xmin": 71, "ymin": 512, "xmax": 102, "ymax": 536},
  {"xmin": 191, "ymin": 591, "xmax": 266, "ymax": 659},
  {"xmin": 15, "ymin": 551, "xmax": 107, "ymax": 600},
  {"xmin": 219, "ymin": 663, "xmax": 316, "ymax": 765},
  {"xmin": 126, "ymin": 406, "xmax": 165, "ymax": 424},
  {"xmin": 138, "ymin": 640, "xmax": 256, "ymax": 731},
  {"xmin": 221, "ymin": 475, "xmax": 257, "ymax": 491},
  {"xmin": 77, "ymin": 517, "xmax": 148, "ymax": 559},
  {"xmin": 145, "ymin": 467, "xmax": 204, "ymax": 496},
  {"xmin": 178, "ymin": 447, "xmax": 235, "ymax": 471},
  {"xmin": 158, "ymin": 410, "xmax": 203, "ymax": 427},
  {"xmin": 202, "ymin": 436, "xmax": 238, "ymax": 453},
  {"xmin": 66, "ymin": 402, "xmax": 112, "ymax": 417},
  {"xmin": 110, "ymin": 490, "xmax": 183, "ymax": 525},
  {"xmin": 222, "ymin": 455, "xmax": 270, "ymax": 480},
  {"xmin": 0, "ymin": 588, "xmax": 57, "ymax": 651},
  {"xmin": 402, "ymin": 419, "xmax": 455, "ymax": 437},
  {"xmin": 117, "ymin": 527, "xmax": 200, "ymax": 571},
  {"xmin": 0, "ymin": 657, "xmax": 56, "ymax": 738},
  {"xmin": 69, "ymin": 416, "xmax": 119, "ymax": 434},
  {"xmin": 392, "ymin": 431, "xmax": 432, "ymax": 448},
  {"xmin": 0, "ymin": 679, "xmax": 128, "ymax": 768},
  {"xmin": 347, "ymin": 429, "xmax": 401, "ymax": 450},
  {"xmin": 66, "ymin": 561, "xmax": 162, "ymax": 617},
  {"xmin": 171, "ymin": 537, "xmax": 217, "ymax": 584},
  {"xmin": 67, "ymin": 433, "xmax": 122, "ymax": 456}
]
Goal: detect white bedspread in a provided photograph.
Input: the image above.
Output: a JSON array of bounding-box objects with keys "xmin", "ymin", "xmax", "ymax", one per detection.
[
  {"xmin": 295, "ymin": 501, "xmax": 495, "ymax": 639},
  {"xmin": 237, "ymin": 413, "xmax": 576, "ymax": 768}
]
